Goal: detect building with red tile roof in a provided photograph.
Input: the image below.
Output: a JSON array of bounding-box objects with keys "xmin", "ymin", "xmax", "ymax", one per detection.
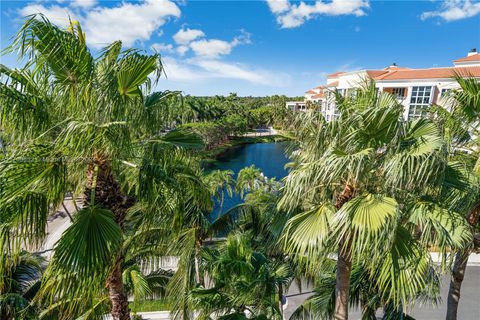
[
  {"xmin": 453, "ymin": 52, "xmax": 480, "ymax": 65},
  {"xmin": 290, "ymin": 49, "xmax": 480, "ymax": 121}
]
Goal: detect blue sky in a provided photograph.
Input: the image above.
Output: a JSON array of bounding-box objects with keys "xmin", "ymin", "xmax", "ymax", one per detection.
[{"xmin": 1, "ymin": 0, "xmax": 479, "ymax": 96}]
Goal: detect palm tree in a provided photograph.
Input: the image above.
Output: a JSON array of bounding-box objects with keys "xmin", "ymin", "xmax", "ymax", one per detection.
[
  {"xmin": 279, "ymin": 83, "xmax": 471, "ymax": 319},
  {"xmin": 166, "ymin": 168, "xmax": 255, "ymax": 319},
  {"xmin": 291, "ymin": 259, "xmax": 439, "ymax": 320},
  {"xmin": 236, "ymin": 165, "xmax": 264, "ymax": 198},
  {"xmin": 214, "ymin": 175, "xmax": 297, "ymax": 318},
  {"xmin": 0, "ymin": 16, "xmax": 209, "ymax": 319},
  {"xmin": 204, "ymin": 169, "xmax": 235, "ymax": 217},
  {"xmin": 435, "ymin": 77, "xmax": 480, "ymax": 320},
  {"xmin": 188, "ymin": 233, "xmax": 292, "ymax": 320},
  {"xmin": 216, "ymin": 175, "xmax": 286, "ymax": 254},
  {"xmin": 0, "ymin": 252, "xmax": 44, "ymax": 320}
]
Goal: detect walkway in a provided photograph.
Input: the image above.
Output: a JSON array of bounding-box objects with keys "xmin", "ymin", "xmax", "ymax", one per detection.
[{"xmin": 242, "ymin": 127, "xmax": 278, "ymax": 137}]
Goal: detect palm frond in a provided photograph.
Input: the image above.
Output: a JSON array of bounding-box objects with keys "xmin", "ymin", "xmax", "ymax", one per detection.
[
  {"xmin": 52, "ymin": 206, "xmax": 122, "ymax": 278},
  {"xmin": 333, "ymin": 194, "xmax": 398, "ymax": 258},
  {"xmin": 7, "ymin": 14, "xmax": 94, "ymax": 86},
  {"xmin": 385, "ymin": 119, "xmax": 446, "ymax": 191},
  {"xmin": 117, "ymin": 52, "xmax": 162, "ymax": 98},
  {"xmin": 282, "ymin": 204, "xmax": 334, "ymax": 270},
  {"xmin": 408, "ymin": 201, "xmax": 472, "ymax": 251}
]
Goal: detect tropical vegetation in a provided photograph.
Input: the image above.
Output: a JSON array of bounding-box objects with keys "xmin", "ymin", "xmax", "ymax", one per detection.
[{"xmin": 0, "ymin": 15, "xmax": 479, "ymax": 320}]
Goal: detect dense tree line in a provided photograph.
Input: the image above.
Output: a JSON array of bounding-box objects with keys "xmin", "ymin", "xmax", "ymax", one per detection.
[{"xmin": 176, "ymin": 94, "xmax": 296, "ymax": 149}]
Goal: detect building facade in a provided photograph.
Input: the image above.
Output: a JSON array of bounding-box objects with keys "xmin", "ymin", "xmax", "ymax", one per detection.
[{"xmin": 293, "ymin": 50, "xmax": 480, "ymax": 121}]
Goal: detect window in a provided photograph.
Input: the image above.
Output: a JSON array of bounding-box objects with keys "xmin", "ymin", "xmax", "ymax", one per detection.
[
  {"xmin": 441, "ymin": 88, "xmax": 451, "ymax": 97},
  {"xmin": 408, "ymin": 86, "xmax": 433, "ymax": 120},
  {"xmin": 346, "ymin": 88, "xmax": 357, "ymax": 98},
  {"xmin": 391, "ymin": 87, "xmax": 406, "ymax": 98}
]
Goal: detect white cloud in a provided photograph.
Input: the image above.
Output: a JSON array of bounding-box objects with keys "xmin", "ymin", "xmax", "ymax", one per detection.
[
  {"xmin": 194, "ymin": 59, "xmax": 279, "ymax": 85},
  {"xmin": 266, "ymin": 0, "xmax": 370, "ymax": 28},
  {"xmin": 421, "ymin": 0, "xmax": 480, "ymax": 22},
  {"xmin": 152, "ymin": 43, "xmax": 174, "ymax": 53},
  {"xmin": 71, "ymin": 0, "xmax": 97, "ymax": 9},
  {"xmin": 83, "ymin": 0, "xmax": 180, "ymax": 48},
  {"xmin": 18, "ymin": 0, "xmax": 180, "ymax": 48},
  {"xmin": 266, "ymin": 0, "xmax": 290, "ymax": 14},
  {"xmin": 189, "ymin": 39, "xmax": 235, "ymax": 57},
  {"xmin": 173, "ymin": 28, "xmax": 205, "ymax": 45},
  {"xmin": 18, "ymin": 4, "xmax": 77, "ymax": 27},
  {"xmin": 160, "ymin": 56, "xmax": 290, "ymax": 87},
  {"xmin": 177, "ymin": 45, "xmax": 190, "ymax": 56},
  {"xmin": 188, "ymin": 31, "xmax": 251, "ymax": 58},
  {"xmin": 161, "ymin": 57, "xmax": 206, "ymax": 81}
]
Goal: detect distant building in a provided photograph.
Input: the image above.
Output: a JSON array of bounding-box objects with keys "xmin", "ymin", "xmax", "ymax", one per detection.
[
  {"xmin": 294, "ymin": 49, "xmax": 480, "ymax": 121},
  {"xmin": 286, "ymin": 100, "xmax": 307, "ymax": 112}
]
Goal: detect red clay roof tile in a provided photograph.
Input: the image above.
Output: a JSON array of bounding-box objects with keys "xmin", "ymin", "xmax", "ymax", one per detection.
[
  {"xmin": 454, "ymin": 53, "xmax": 480, "ymax": 63},
  {"xmin": 374, "ymin": 66, "xmax": 480, "ymax": 80}
]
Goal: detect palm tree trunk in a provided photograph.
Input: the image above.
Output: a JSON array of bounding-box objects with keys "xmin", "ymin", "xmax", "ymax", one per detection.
[
  {"xmin": 194, "ymin": 240, "xmax": 204, "ymax": 286},
  {"xmin": 85, "ymin": 155, "xmax": 132, "ymax": 228},
  {"xmin": 334, "ymin": 184, "xmax": 355, "ymax": 320},
  {"xmin": 446, "ymin": 204, "xmax": 480, "ymax": 320},
  {"xmin": 85, "ymin": 154, "xmax": 133, "ymax": 320},
  {"xmin": 108, "ymin": 256, "xmax": 130, "ymax": 320},
  {"xmin": 335, "ymin": 238, "xmax": 352, "ymax": 320},
  {"xmin": 446, "ymin": 248, "xmax": 469, "ymax": 320},
  {"xmin": 278, "ymin": 282, "xmax": 284, "ymax": 319}
]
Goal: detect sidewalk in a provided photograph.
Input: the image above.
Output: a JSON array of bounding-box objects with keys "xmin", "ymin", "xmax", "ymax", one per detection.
[
  {"xmin": 242, "ymin": 127, "xmax": 278, "ymax": 137},
  {"xmin": 430, "ymin": 252, "xmax": 480, "ymax": 266}
]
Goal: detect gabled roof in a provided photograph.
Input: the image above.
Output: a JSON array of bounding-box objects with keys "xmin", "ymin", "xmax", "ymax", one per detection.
[
  {"xmin": 311, "ymin": 93, "xmax": 324, "ymax": 99},
  {"xmin": 326, "ymin": 81, "xmax": 339, "ymax": 87},
  {"xmin": 384, "ymin": 65, "xmax": 412, "ymax": 71},
  {"xmin": 305, "ymin": 89, "xmax": 316, "ymax": 94},
  {"xmin": 366, "ymin": 70, "xmax": 389, "ymax": 78},
  {"xmin": 454, "ymin": 53, "xmax": 480, "ymax": 63},
  {"xmin": 327, "ymin": 71, "xmax": 345, "ymax": 78},
  {"xmin": 374, "ymin": 66, "xmax": 480, "ymax": 81}
]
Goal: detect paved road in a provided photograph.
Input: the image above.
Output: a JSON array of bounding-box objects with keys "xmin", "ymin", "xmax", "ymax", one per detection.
[{"xmin": 284, "ymin": 266, "xmax": 480, "ymax": 320}]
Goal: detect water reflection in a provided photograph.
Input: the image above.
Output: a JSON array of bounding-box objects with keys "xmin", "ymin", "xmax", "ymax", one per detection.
[{"xmin": 210, "ymin": 142, "xmax": 290, "ymax": 218}]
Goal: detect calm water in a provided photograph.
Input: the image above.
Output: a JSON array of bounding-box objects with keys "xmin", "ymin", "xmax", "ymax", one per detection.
[{"xmin": 210, "ymin": 141, "xmax": 290, "ymax": 218}]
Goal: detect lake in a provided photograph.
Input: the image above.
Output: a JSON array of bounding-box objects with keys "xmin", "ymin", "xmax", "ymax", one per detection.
[{"xmin": 210, "ymin": 141, "xmax": 290, "ymax": 217}]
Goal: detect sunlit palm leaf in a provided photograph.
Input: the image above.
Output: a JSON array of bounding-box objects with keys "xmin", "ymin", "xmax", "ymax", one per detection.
[
  {"xmin": 117, "ymin": 53, "xmax": 161, "ymax": 98},
  {"xmin": 282, "ymin": 204, "xmax": 334, "ymax": 269},
  {"xmin": 52, "ymin": 206, "xmax": 122, "ymax": 277},
  {"xmin": 408, "ymin": 202, "xmax": 472, "ymax": 250},
  {"xmin": 333, "ymin": 194, "xmax": 397, "ymax": 257}
]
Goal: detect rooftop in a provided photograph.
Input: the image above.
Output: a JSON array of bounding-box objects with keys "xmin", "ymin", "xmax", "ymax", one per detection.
[
  {"xmin": 374, "ymin": 66, "xmax": 480, "ymax": 81},
  {"xmin": 327, "ymin": 71, "xmax": 345, "ymax": 79},
  {"xmin": 311, "ymin": 93, "xmax": 324, "ymax": 99},
  {"xmin": 453, "ymin": 53, "xmax": 480, "ymax": 63},
  {"xmin": 308, "ymin": 51, "xmax": 480, "ymax": 90}
]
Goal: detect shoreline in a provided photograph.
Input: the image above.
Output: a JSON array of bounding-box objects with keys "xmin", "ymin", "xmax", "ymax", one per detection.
[{"xmin": 200, "ymin": 132, "xmax": 291, "ymax": 168}]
